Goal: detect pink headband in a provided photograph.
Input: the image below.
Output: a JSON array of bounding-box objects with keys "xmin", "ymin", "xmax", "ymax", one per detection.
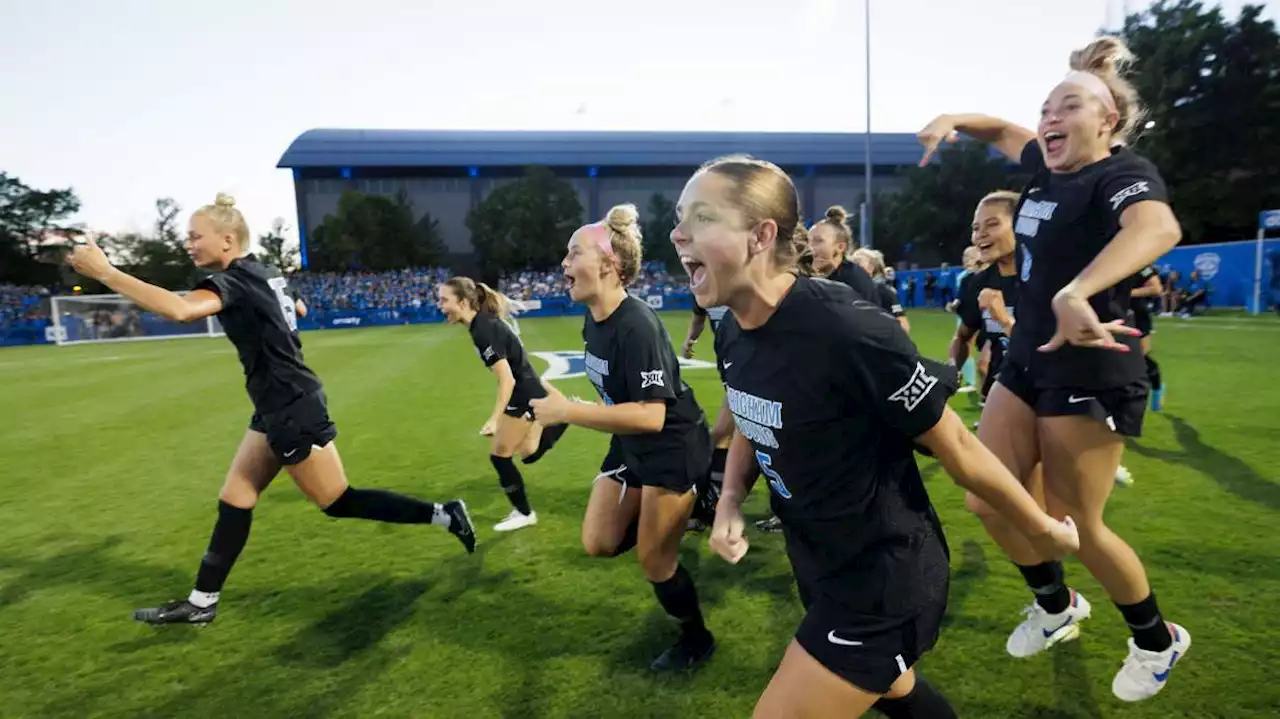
[
  {"xmin": 1061, "ymin": 71, "xmax": 1117, "ymax": 114},
  {"xmin": 576, "ymin": 222, "xmax": 614, "ymax": 258}
]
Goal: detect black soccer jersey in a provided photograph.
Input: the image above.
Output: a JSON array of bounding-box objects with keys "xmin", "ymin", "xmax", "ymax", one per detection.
[
  {"xmin": 958, "ymin": 263, "xmax": 1019, "ymax": 365},
  {"xmin": 1007, "ymin": 141, "xmax": 1169, "ymax": 389},
  {"xmin": 195, "ymin": 254, "xmax": 322, "ymax": 414},
  {"xmin": 825, "ymin": 260, "xmax": 878, "ymax": 304},
  {"xmin": 583, "ymin": 296, "xmax": 706, "ymax": 473},
  {"xmin": 1129, "ymin": 265, "xmax": 1158, "ymax": 313},
  {"xmin": 692, "ymin": 303, "xmax": 731, "ymax": 334},
  {"xmin": 715, "ymin": 276, "xmax": 955, "ymax": 616},
  {"xmin": 469, "ymin": 311, "xmax": 541, "ymax": 390},
  {"xmin": 874, "ymin": 280, "xmax": 905, "ymax": 318}
]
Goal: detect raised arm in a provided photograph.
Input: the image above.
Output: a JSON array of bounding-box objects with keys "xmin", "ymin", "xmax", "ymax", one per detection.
[
  {"xmin": 918, "ymin": 114, "xmax": 1037, "ymax": 165},
  {"xmin": 66, "ymin": 237, "xmax": 222, "ymax": 322}
]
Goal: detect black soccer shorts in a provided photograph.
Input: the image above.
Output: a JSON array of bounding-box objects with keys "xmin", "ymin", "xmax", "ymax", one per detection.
[
  {"xmin": 793, "ymin": 573, "xmax": 947, "ymax": 690},
  {"xmin": 503, "ymin": 380, "xmax": 547, "ymax": 419},
  {"xmin": 998, "ymin": 362, "xmax": 1148, "ymax": 437},
  {"xmin": 248, "ymin": 390, "xmax": 338, "ymax": 465},
  {"xmin": 596, "ymin": 426, "xmax": 710, "ymax": 494}
]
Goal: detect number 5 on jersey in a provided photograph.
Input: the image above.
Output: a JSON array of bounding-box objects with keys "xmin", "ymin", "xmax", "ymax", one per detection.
[
  {"xmin": 756, "ymin": 450, "xmax": 792, "ymax": 499},
  {"xmin": 268, "ymin": 276, "xmax": 298, "ymax": 331}
]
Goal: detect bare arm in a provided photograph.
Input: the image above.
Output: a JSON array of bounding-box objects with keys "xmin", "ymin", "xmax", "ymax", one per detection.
[
  {"xmin": 949, "ymin": 323, "xmax": 978, "ymax": 368},
  {"xmin": 949, "ymin": 114, "xmax": 1037, "ymax": 162},
  {"xmin": 718, "ymin": 432, "xmax": 760, "ymax": 508},
  {"xmin": 710, "ymin": 399, "xmax": 735, "ymax": 446},
  {"xmin": 1062, "ymin": 202, "xmax": 1182, "ymax": 300},
  {"xmin": 488, "ymin": 359, "xmax": 517, "ymax": 423},
  {"xmin": 915, "ymin": 408, "xmax": 1074, "ymax": 558},
  {"xmin": 564, "ymin": 400, "xmax": 665, "ymax": 435},
  {"xmin": 295, "ymin": 298, "xmax": 309, "ymax": 318},
  {"xmin": 682, "ymin": 313, "xmax": 707, "ymax": 356},
  {"xmin": 99, "ymin": 269, "xmax": 222, "ymax": 322}
]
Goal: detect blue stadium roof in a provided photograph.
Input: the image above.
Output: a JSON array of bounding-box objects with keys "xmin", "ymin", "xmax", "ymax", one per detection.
[{"xmin": 277, "ymin": 129, "xmax": 930, "ymax": 169}]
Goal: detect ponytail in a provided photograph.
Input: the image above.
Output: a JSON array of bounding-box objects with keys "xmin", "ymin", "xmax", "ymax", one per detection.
[{"xmin": 475, "ymin": 282, "xmax": 513, "ymax": 320}]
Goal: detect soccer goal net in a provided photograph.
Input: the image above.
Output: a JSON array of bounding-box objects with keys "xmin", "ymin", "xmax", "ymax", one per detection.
[{"xmin": 49, "ymin": 293, "xmax": 223, "ymax": 346}]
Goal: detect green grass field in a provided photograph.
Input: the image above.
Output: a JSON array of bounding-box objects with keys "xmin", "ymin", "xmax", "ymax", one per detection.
[{"xmin": 1, "ymin": 309, "xmax": 1278, "ymax": 718}]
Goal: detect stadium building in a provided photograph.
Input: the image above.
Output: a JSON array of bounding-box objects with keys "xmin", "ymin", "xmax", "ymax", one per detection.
[{"xmin": 276, "ymin": 129, "xmax": 930, "ymax": 268}]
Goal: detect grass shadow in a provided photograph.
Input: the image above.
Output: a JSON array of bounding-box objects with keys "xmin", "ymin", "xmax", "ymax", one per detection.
[{"xmin": 1128, "ymin": 413, "xmax": 1280, "ymax": 511}]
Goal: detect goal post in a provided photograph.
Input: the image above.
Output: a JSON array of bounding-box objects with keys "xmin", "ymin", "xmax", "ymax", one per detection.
[{"xmin": 49, "ymin": 293, "xmax": 223, "ymax": 346}]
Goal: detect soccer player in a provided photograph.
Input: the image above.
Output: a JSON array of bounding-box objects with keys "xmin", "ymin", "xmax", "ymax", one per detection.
[
  {"xmin": 951, "ymin": 191, "xmax": 1020, "ymax": 401},
  {"xmin": 950, "ymin": 246, "xmax": 986, "ymax": 391},
  {"xmin": 682, "ymin": 302, "xmax": 729, "ymax": 359},
  {"xmin": 438, "ymin": 277, "xmax": 567, "ymax": 532},
  {"xmin": 806, "ymin": 206, "xmax": 880, "ymax": 304},
  {"xmin": 852, "ymin": 247, "xmax": 910, "ymax": 333},
  {"xmin": 63, "ymin": 194, "xmax": 476, "ymax": 625},
  {"xmin": 917, "ymin": 35, "xmax": 1190, "ymax": 701},
  {"xmin": 529, "ymin": 204, "xmax": 717, "ymax": 672},
  {"xmin": 673, "ymin": 155, "xmax": 1079, "ymax": 718}
]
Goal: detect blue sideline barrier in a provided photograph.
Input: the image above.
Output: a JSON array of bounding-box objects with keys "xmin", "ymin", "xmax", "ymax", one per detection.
[{"xmin": 4, "ymin": 239, "xmax": 1276, "ymax": 348}]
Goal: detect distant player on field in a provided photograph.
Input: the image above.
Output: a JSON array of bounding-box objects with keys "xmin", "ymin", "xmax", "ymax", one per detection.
[
  {"xmin": 65, "ymin": 194, "xmax": 476, "ymax": 626},
  {"xmin": 438, "ymin": 276, "xmax": 567, "ymax": 532},
  {"xmin": 529, "ymin": 204, "xmax": 717, "ymax": 672}
]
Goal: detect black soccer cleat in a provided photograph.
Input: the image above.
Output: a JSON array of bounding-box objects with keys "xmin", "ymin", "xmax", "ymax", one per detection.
[
  {"xmin": 521, "ymin": 424, "xmax": 569, "ymax": 465},
  {"xmin": 651, "ymin": 630, "xmax": 717, "ymax": 672},
  {"xmin": 133, "ymin": 599, "xmax": 217, "ymax": 626},
  {"xmin": 445, "ymin": 499, "xmax": 476, "ymax": 553}
]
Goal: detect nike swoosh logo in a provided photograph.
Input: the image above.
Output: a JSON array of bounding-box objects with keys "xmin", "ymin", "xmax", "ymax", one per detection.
[
  {"xmin": 1067, "ymin": 395, "xmax": 1095, "ymax": 404},
  {"xmin": 1152, "ymin": 650, "xmax": 1180, "ymax": 682},
  {"xmin": 723, "ymin": 362, "xmax": 733, "ymax": 369},
  {"xmin": 1042, "ymin": 616, "xmax": 1074, "ymax": 638},
  {"xmin": 506, "ymin": 406, "xmax": 518, "ymax": 411},
  {"xmin": 283, "ymin": 449, "xmax": 298, "ymax": 458},
  {"xmin": 827, "ymin": 630, "xmax": 863, "ymax": 647}
]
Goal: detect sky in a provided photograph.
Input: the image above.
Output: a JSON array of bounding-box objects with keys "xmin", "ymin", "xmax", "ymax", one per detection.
[{"xmin": 1, "ymin": 0, "xmax": 1274, "ymax": 249}]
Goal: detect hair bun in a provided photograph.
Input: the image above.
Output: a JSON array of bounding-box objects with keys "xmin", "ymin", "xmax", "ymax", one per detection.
[
  {"xmin": 604, "ymin": 203, "xmax": 640, "ymax": 231},
  {"xmin": 1069, "ymin": 35, "xmax": 1133, "ymax": 77},
  {"xmin": 825, "ymin": 205, "xmax": 849, "ymax": 224},
  {"xmin": 215, "ymin": 193, "xmax": 237, "ymax": 208}
]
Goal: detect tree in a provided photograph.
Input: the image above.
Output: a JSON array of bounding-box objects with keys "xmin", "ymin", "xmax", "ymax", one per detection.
[
  {"xmin": 1114, "ymin": 1, "xmax": 1280, "ymax": 242},
  {"xmin": 0, "ymin": 172, "xmax": 82, "ymax": 285},
  {"xmin": 872, "ymin": 142, "xmax": 1027, "ymax": 267},
  {"xmin": 259, "ymin": 218, "xmax": 300, "ymax": 272},
  {"xmin": 642, "ymin": 193, "xmax": 680, "ymax": 270},
  {"xmin": 115, "ymin": 198, "xmax": 194, "ymax": 289},
  {"xmin": 467, "ymin": 166, "xmax": 584, "ymax": 277},
  {"xmin": 309, "ymin": 190, "xmax": 446, "ymax": 272}
]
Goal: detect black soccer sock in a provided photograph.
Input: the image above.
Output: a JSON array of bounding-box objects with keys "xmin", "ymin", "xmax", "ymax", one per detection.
[
  {"xmin": 322, "ymin": 486, "xmax": 441, "ymax": 524},
  {"xmin": 651, "ymin": 564, "xmax": 711, "ymax": 641},
  {"xmin": 1116, "ymin": 593, "xmax": 1173, "ymax": 652},
  {"xmin": 490, "ymin": 454, "xmax": 532, "ymax": 515},
  {"xmin": 609, "ymin": 516, "xmax": 639, "ymax": 557},
  {"xmin": 193, "ymin": 501, "xmax": 253, "ymax": 595},
  {"xmin": 521, "ymin": 423, "xmax": 568, "ymax": 465},
  {"xmin": 1016, "ymin": 561, "xmax": 1072, "ymax": 614},
  {"xmin": 1145, "ymin": 354, "xmax": 1163, "ymax": 391},
  {"xmin": 872, "ymin": 677, "xmax": 957, "ymax": 719}
]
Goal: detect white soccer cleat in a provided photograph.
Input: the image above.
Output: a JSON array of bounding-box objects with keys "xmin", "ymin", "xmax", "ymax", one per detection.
[
  {"xmin": 1112, "ymin": 623, "xmax": 1190, "ymax": 702},
  {"xmin": 494, "ymin": 510, "xmax": 538, "ymax": 532},
  {"xmin": 1006, "ymin": 590, "xmax": 1092, "ymax": 658}
]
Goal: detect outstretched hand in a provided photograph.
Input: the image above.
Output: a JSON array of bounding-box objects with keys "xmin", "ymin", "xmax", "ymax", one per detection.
[
  {"xmin": 65, "ymin": 236, "xmax": 114, "ymax": 281},
  {"xmin": 916, "ymin": 115, "xmax": 959, "ymax": 167},
  {"xmin": 1038, "ymin": 290, "xmax": 1140, "ymax": 353}
]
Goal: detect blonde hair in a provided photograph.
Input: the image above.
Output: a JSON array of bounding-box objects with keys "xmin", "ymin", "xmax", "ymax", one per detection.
[
  {"xmin": 978, "ymin": 190, "xmax": 1022, "ymax": 217},
  {"xmin": 697, "ymin": 155, "xmax": 809, "ymax": 270},
  {"xmin": 1069, "ymin": 35, "xmax": 1146, "ymax": 145},
  {"xmin": 444, "ymin": 276, "xmax": 513, "ymax": 319},
  {"xmin": 194, "ymin": 193, "xmax": 251, "ymax": 251},
  {"xmin": 814, "ymin": 205, "xmax": 856, "ymax": 257},
  {"xmin": 601, "ymin": 204, "xmax": 643, "ymax": 285},
  {"xmin": 851, "ymin": 247, "xmax": 887, "ymax": 278},
  {"xmin": 961, "ymin": 245, "xmax": 984, "ymax": 272}
]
